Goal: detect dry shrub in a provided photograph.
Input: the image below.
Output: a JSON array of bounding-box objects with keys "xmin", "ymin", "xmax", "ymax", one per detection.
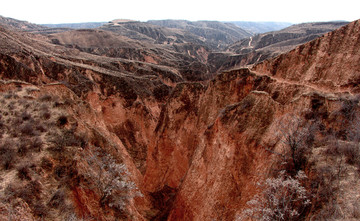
[
  {"xmin": 17, "ymin": 138, "xmax": 29, "ymax": 156},
  {"xmin": 39, "ymin": 103, "xmax": 49, "ymax": 110},
  {"xmin": 53, "ymin": 165, "xmax": 67, "ymax": 180},
  {"xmin": 42, "ymin": 111, "xmax": 51, "ymax": 120},
  {"xmin": 50, "ymin": 130, "xmax": 83, "ymax": 152},
  {"xmin": 21, "ymin": 112, "xmax": 32, "ymax": 121},
  {"xmin": 48, "ymin": 189, "xmax": 65, "ymax": 208},
  {"xmin": 342, "ymin": 144, "xmax": 359, "ymax": 165},
  {"xmin": 29, "ymin": 136, "xmax": 43, "ymax": 152},
  {"xmin": 17, "ymin": 165, "xmax": 32, "ymax": 180},
  {"xmin": 7, "ymin": 101, "xmax": 16, "ymax": 111},
  {"xmin": 17, "ymin": 180, "xmax": 42, "ymax": 206},
  {"xmin": 0, "ymin": 141, "xmax": 16, "ymax": 170},
  {"xmin": 324, "ymin": 133, "xmax": 360, "ymax": 168},
  {"xmin": 40, "ymin": 157, "xmax": 53, "ymax": 171},
  {"xmin": 35, "ymin": 123, "xmax": 47, "ymax": 133},
  {"xmin": 32, "ymin": 202, "xmax": 48, "ymax": 218},
  {"xmin": 12, "ymin": 117, "xmax": 23, "ymax": 126},
  {"xmin": 4, "ymin": 93, "xmax": 13, "ymax": 99},
  {"xmin": 314, "ymin": 200, "xmax": 344, "ymax": 220},
  {"xmin": 310, "ymin": 166, "xmax": 338, "ymax": 206},
  {"xmin": 20, "ymin": 122, "xmax": 35, "ymax": 136},
  {"xmin": 39, "ymin": 94, "xmax": 53, "ymax": 102},
  {"xmin": 0, "ymin": 121, "xmax": 4, "ymax": 138},
  {"xmin": 52, "ymin": 159, "xmax": 78, "ymax": 181},
  {"xmin": 57, "ymin": 115, "xmax": 68, "ymax": 127},
  {"xmin": 352, "ymin": 201, "xmax": 360, "ymax": 218},
  {"xmin": 239, "ymin": 170, "xmax": 310, "ymax": 221},
  {"xmin": 9, "ymin": 129, "xmax": 19, "ymax": 138},
  {"xmin": 323, "ymin": 143, "xmax": 340, "ymax": 156},
  {"xmin": 4, "ymin": 184, "xmax": 18, "ymax": 202}
]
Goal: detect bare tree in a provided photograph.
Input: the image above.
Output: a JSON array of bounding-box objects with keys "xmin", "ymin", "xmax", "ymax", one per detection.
[
  {"xmin": 273, "ymin": 114, "xmax": 317, "ymax": 175},
  {"xmin": 238, "ymin": 170, "xmax": 310, "ymax": 221},
  {"xmin": 84, "ymin": 146, "xmax": 142, "ymax": 215},
  {"xmin": 239, "ymin": 114, "xmax": 314, "ymax": 220}
]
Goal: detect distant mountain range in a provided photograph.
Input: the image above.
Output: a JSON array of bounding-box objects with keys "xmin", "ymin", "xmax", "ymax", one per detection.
[
  {"xmin": 42, "ymin": 22, "xmax": 107, "ymax": 29},
  {"xmin": 41, "ymin": 20, "xmax": 292, "ymax": 34},
  {"xmin": 207, "ymin": 21, "xmax": 349, "ymax": 72},
  {"xmin": 0, "ymin": 15, "xmax": 350, "ymax": 79},
  {"xmin": 228, "ymin": 21, "xmax": 292, "ymax": 34}
]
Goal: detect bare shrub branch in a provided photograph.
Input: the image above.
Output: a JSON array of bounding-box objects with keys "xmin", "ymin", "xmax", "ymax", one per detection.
[{"xmin": 238, "ymin": 170, "xmax": 310, "ymax": 221}]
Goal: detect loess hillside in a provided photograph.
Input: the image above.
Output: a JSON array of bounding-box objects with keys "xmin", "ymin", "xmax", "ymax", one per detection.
[{"xmin": 0, "ymin": 15, "xmax": 359, "ymax": 220}]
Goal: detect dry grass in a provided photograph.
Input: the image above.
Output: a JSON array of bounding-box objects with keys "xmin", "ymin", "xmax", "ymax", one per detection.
[
  {"xmin": 309, "ymin": 132, "xmax": 360, "ymax": 220},
  {"xmin": 0, "ymin": 86, "xmax": 83, "ymax": 220}
]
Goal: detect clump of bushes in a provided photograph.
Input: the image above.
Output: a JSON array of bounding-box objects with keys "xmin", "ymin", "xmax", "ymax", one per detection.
[
  {"xmin": 17, "ymin": 164, "xmax": 32, "ymax": 180},
  {"xmin": 0, "ymin": 89, "xmax": 76, "ymax": 219},
  {"xmin": 20, "ymin": 122, "xmax": 36, "ymax": 136},
  {"xmin": 241, "ymin": 101, "xmax": 360, "ymax": 220},
  {"xmin": 239, "ymin": 170, "xmax": 310, "ymax": 221},
  {"xmin": 57, "ymin": 115, "xmax": 68, "ymax": 127},
  {"xmin": 0, "ymin": 141, "xmax": 16, "ymax": 170},
  {"xmin": 39, "ymin": 94, "xmax": 53, "ymax": 102},
  {"xmin": 40, "ymin": 157, "xmax": 53, "ymax": 171}
]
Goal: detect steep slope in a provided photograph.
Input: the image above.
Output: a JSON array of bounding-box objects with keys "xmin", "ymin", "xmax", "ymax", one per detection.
[
  {"xmin": 253, "ymin": 20, "xmax": 360, "ymax": 93},
  {"xmin": 47, "ymin": 28, "xmax": 213, "ymax": 81},
  {"xmin": 0, "ymin": 15, "xmax": 45, "ymax": 31},
  {"xmin": 148, "ymin": 20, "xmax": 252, "ymax": 49},
  {"xmin": 101, "ymin": 20, "xmax": 203, "ymax": 45},
  {"xmin": 48, "ymin": 29, "xmax": 144, "ymax": 49},
  {"xmin": 45, "ymin": 19, "xmax": 251, "ymax": 81},
  {"xmin": 143, "ymin": 19, "xmax": 360, "ymax": 220},
  {"xmin": 0, "ymin": 23, "xmax": 186, "ymax": 84},
  {"xmin": 207, "ymin": 21, "xmax": 349, "ymax": 72},
  {"xmin": 229, "ymin": 21, "xmax": 292, "ymax": 34},
  {"xmin": 229, "ymin": 21, "xmax": 349, "ymax": 54},
  {"xmin": 0, "ymin": 24, "xmax": 173, "ymax": 220},
  {"xmin": 0, "ymin": 17, "xmax": 359, "ymax": 221}
]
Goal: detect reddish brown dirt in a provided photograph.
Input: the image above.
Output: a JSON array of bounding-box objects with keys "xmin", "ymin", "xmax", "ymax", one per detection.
[{"xmin": 0, "ymin": 19, "xmax": 359, "ymax": 220}]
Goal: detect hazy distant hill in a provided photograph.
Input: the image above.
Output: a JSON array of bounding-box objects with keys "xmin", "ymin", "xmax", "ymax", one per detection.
[
  {"xmin": 146, "ymin": 20, "xmax": 252, "ymax": 49},
  {"xmin": 229, "ymin": 21, "xmax": 292, "ymax": 33},
  {"xmin": 0, "ymin": 15, "xmax": 44, "ymax": 30},
  {"xmin": 207, "ymin": 21, "xmax": 349, "ymax": 72},
  {"xmin": 43, "ymin": 22, "xmax": 107, "ymax": 29},
  {"xmin": 0, "ymin": 15, "xmax": 349, "ymax": 75},
  {"xmin": 228, "ymin": 21, "xmax": 349, "ymax": 54},
  {"xmin": 43, "ymin": 19, "xmax": 252, "ymax": 50},
  {"xmin": 148, "ymin": 20, "xmax": 251, "ymax": 39}
]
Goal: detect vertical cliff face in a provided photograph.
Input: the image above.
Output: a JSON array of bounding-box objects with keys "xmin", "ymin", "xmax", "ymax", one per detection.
[
  {"xmin": 140, "ymin": 19, "xmax": 360, "ymax": 220},
  {"xmin": 143, "ymin": 71, "xmax": 319, "ymax": 220},
  {"xmin": 167, "ymin": 92, "xmax": 278, "ymax": 220}
]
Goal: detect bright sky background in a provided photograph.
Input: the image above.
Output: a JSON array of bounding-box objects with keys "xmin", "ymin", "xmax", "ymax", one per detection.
[{"xmin": 0, "ymin": 0, "xmax": 359, "ymax": 24}]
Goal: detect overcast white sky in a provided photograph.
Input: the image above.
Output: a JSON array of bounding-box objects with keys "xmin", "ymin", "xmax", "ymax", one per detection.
[{"xmin": 0, "ymin": 0, "xmax": 359, "ymax": 24}]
